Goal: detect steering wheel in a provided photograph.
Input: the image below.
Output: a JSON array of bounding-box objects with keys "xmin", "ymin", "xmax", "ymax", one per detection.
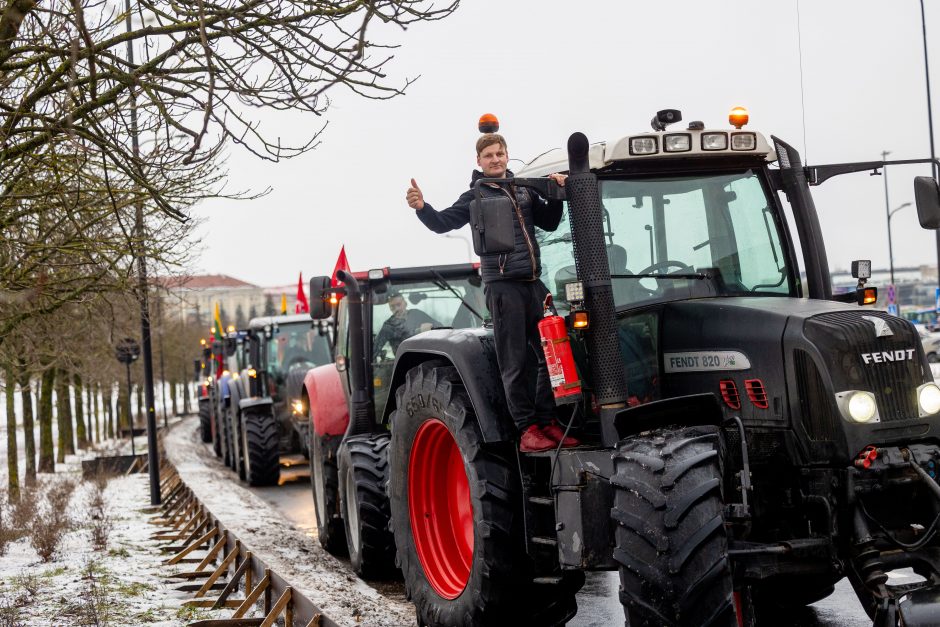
[
  {"xmin": 634, "ymin": 260, "xmax": 695, "ymax": 295},
  {"xmin": 286, "ymin": 355, "xmax": 314, "ymax": 370}
]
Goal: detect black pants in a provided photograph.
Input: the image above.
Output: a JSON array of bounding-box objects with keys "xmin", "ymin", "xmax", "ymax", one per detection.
[{"xmin": 485, "ymin": 280, "xmax": 556, "ymax": 432}]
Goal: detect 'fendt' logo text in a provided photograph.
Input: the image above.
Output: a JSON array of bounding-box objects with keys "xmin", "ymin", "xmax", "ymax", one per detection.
[{"xmin": 861, "ymin": 349, "xmax": 916, "ymax": 364}]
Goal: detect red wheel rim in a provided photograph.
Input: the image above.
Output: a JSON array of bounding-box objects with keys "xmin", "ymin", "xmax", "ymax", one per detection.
[{"xmin": 409, "ymin": 418, "xmax": 474, "ymax": 599}]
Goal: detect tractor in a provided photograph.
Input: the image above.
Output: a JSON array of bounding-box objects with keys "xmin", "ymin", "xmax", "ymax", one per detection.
[
  {"xmin": 195, "ymin": 340, "xmax": 214, "ymax": 445},
  {"xmin": 317, "ymin": 109, "xmax": 940, "ymax": 626},
  {"xmin": 222, "ymin": 314, "xmax": 333, "ymax": 486},
  {"xmin": 304, "ymin": 263, "xmax": 486, "ymax": 578}
]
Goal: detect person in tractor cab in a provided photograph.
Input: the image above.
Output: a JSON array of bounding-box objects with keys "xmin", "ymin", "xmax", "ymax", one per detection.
[
  {"xmin": 373, "ymin": 292, "xmax": 439, "ymax": 359},
  {"xmin": 406, "ymin": 132, "xmax": 580, "ymax": 452}
]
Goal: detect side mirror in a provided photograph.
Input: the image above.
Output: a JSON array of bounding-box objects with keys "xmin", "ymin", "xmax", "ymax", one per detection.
[
  {"xmin": 470, "ymin": 196, "xmax": 514, "ymax": 255},
  {"xmin": 193, "ymin": 359, "xmax": 202, "ymax": 381},
  {"xmin": 309, "ymin": 276, "xmax": 332, "ymax": 320},
  {"xmin": 914, "ymin": 176, "xmax": 940, "ymax": 229}
]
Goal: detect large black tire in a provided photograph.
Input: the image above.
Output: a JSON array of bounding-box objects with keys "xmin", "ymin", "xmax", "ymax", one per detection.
[
  {"xmin": 198, "ymin": 400, "xmax": 212, "ymax": 443},
  {"xmin": 388, "ymin": 363, "xmax": 579, "ymax": 627},
  {"xmin": 310, "ymin": 428, "xmax": 346, "ymax": 555},
  {"xmin": 612, "ymin": 425, "xmax": 736, "ymax": 627},
  {"xmin": 338, "ymin": 433, "xmax": 397, "ymax": 579},
  {"xmin": 230, "ymin": 410, "xmax": 245, "ymax": 481},
  {"xmin": 211, "ymin": 400, "xmax": 223, "ymax": 458},
  {"xmin": 242, "ymin": 412, "xmax": 280, "ymax": 487},
  {"xmin": 220, "ymin": 404, "xmax": 233, "ymax": 467}
]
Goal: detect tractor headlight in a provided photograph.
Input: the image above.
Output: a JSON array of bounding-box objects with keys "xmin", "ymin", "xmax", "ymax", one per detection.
[
  {"xmin": 291, "ymin": 399, "xmax": 304, "ymax": 415},
  {"xmin": 836, "ymin": 390, "xmax": 880, "ymax": 424},
  {"xmin": 731, "ymin": 132, "xmax": 757, "ymax": 151},
  {"xmin": 918, "ymin": 383, "xmax": 940, "ymax": 416},
  {"xmin": 663, "ymin": 134, "xmax": 691, "ymax": 152},
  {"xmin": 701, "ymin": 132, "xmax": 728, "ymax": 151},
  {"xmin": 629, "ymin": 137, "xmax": 658, "ymax": 155},
  {"xmin": 564, "ymin": 281, "xmax": 584, "ymax": 303}
]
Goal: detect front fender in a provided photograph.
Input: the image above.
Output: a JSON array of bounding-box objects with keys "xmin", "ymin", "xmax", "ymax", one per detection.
[
  {"xmin": 239, "ymin": 397, "xmax": 273, "ymax": 414},
  {"xmin": 382, "ymin": 328, "xmax": 514, "ymax": 443},
  {"xmin": 303, "ymin": 363, "xmax": 349, "ymax": 436}
]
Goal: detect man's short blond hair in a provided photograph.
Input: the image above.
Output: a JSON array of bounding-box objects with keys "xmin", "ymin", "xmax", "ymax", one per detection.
[{"xmin": 476, "ymin": 133, "xmax": 507, "ymax": 156}]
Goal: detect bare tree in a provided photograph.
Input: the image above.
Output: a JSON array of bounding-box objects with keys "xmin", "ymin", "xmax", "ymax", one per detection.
[{"xmin": 1, "ymin": 0, "xmax": 458, "ymax": 204}]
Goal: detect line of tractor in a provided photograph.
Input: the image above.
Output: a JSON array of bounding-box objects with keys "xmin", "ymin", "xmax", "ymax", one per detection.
[{"xmin": 195, "ymin": 109, "xmax": 940, "ymax": 626}]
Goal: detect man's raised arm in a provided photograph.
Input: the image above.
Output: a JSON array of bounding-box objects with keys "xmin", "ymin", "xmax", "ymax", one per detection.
[{"xmin": 407, "ymin": 178, "xmax": 473, "ymax": 234}]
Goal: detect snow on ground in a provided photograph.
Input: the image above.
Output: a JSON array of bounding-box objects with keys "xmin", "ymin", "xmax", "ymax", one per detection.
[
  {"xmin": 0, "ymin": 470, "xmax": 231, "ymax": 625},
  {"xmin": 0, "ymin": 383, "xmax": 193, "ymax": 489},
  {"xmin": 165, "ymin": 415, "xmax": 416, "ymax": 627}
]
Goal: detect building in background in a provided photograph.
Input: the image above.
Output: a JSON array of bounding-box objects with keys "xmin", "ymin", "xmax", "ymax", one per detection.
[
  {"xmin": 158, "ymin": 275, "xmax": 308, "ymax": 329},
  {"xmin": 160, "ymin": 274, "xmax": 265, "ymax": 329}
]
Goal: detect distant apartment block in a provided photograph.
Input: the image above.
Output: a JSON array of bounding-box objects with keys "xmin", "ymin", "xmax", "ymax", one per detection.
[{"xmin": 159, "ymin": 275, "xmax": 306, "ymax": 329}]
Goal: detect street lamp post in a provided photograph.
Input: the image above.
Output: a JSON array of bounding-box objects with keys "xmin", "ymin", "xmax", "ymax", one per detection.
[
  {"xmin": 918, "ymin": 0, "xmax": 940, "ymax": 289},
  {"xmin": 882, "ymin": 150, "xmax": 893, "ymax": 285},
  {"xmin": 888, "ymin": 201, "xmax": 913, "ymax": 288},
  {"xmin": 126, "ymin": 0, "xmax": 161, "ymax": 506},
  {"xmin": 115, "ymin": 338, "xmax": 140, "ymax": 457}
]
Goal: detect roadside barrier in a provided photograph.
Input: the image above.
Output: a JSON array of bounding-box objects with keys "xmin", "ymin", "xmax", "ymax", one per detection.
[{"xmin": 150, "ymin": 459, "xmax": 338, "ymax": 627}]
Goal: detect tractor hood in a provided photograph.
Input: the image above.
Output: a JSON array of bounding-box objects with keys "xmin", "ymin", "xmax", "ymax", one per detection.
[{"xmin": 653, "ymin": 297, "xmax": 936, "ymax": 465}]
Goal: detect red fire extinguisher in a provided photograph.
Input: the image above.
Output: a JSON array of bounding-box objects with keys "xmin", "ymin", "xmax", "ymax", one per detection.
[{"xmin": 538, "ymin": 296, "xmax": 582, "ymax": 404}]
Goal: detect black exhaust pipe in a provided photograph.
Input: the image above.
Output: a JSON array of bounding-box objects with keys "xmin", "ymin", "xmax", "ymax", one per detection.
[
  {"xmin": 335, "ymin": 270, "xmax": 376, "ymax": 437},
  {"xmin": 565, "ymin": 132, "xmax": 629, "ymax": 446}
]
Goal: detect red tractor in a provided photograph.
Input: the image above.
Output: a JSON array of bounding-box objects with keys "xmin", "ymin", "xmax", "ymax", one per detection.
[{"xmin": 303, "ymin": 263, "xmax": 486, "ymax": 578}]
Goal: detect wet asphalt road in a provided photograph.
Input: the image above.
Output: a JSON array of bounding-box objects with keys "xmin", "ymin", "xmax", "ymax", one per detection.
[{"xmin": 249, "ymin": 462, "xmax": 878, "ymax": 627}]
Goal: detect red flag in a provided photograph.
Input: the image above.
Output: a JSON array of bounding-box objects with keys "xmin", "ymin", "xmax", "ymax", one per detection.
[
  {"xmin": 296, "ymin": 272, "xmax": 309, "ymax": 314},
  {"xmin": 331, "ymin": 245, "xmax": 351, "ymax": 287}
]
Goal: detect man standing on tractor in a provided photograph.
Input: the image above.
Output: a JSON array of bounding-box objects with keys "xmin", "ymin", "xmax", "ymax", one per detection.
[{"xmin": 406, "ymin": 126, "xmax": 579, "ymax": 452}]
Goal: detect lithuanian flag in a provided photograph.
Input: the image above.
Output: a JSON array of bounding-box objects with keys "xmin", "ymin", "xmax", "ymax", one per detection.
[{"xmin": 213, "ymin": 303, "xmax": 225, "ymax": 374}]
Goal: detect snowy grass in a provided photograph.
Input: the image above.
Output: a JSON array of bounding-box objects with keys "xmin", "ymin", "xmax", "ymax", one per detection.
[{"xmin": 0, "ymin": 468, "xmax": 230, "ymax": 626}]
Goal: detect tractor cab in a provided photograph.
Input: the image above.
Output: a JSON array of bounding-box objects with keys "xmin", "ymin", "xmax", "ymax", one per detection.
[
  {"xmin": 246, "ymin": 313, "xmax": 333, "ymax": 456},
  {"xmin": 333, "ymin": 264, "xmax": 486, "ymax": 417},
  {"xmin": 304, "ymin": 261, "xmax": 486, "ymax": 575}
]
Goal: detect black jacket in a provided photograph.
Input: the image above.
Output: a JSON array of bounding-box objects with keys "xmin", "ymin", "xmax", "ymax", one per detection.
[{"xmin": 416, "ymin": 170, "xmax": 563, "ymax": 283}]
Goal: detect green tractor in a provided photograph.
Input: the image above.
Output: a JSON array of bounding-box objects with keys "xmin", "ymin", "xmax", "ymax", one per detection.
[{"xmin": 221, "ymin": 315, "xmax": 332, "ymax": 486}]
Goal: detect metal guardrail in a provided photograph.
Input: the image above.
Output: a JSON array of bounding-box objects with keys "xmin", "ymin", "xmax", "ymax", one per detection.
[{"xmin": 150, "ymin": 460, "xmax": 340, "ymax": 627}]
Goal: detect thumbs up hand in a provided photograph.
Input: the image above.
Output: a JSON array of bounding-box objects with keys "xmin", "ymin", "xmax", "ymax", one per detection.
[{"xmin": 406, "ymin": 178, "xmax": 425, "ymax": 210}]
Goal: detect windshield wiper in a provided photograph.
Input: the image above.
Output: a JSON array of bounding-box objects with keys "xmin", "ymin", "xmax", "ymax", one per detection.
[
  {"xmin": 611, "ymin": 272, "xmax": 711, "ymax": 280},
  {"xmin": 431, "ymin": 270, "xmax": 485, "ymax": 322}
]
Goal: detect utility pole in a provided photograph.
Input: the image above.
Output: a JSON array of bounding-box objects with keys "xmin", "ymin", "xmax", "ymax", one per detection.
[
  {"xmin": 919, "ymin": 0, "xmax": 940, "ymax": 289},
  {"xmin": 126, "ymin": 0, "xmax": 161, "ymax": 505},
  {"xmin": 882, "ymin": 150, "xmax": 894, "ymax": 287}
]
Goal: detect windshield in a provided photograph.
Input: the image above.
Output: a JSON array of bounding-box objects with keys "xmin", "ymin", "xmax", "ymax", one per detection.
[
  {"xmin": 539, "ymin": 169, "xmax": 793, "ymax": 309},
  {"xmin": 371, "ymin": 277, "xmax": 486, "ymax": 360},
  {"xmin": 267, "ymin": 321, "xmax": 331, "ymax": 377}
]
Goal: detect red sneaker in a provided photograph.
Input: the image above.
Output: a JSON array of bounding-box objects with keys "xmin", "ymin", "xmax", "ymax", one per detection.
[
  {"xmin": 543, "ymin": 422, "xmax": 581, "ymax": 448},
  {"xmin": 520, "ymin": 425, "xmax": 556, "ymax": 452}
]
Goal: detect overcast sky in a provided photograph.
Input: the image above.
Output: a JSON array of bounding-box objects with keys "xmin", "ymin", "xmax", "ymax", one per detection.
[{"xmin": 190, "ymin": 0, "xmax": 940, "ymax": 287}]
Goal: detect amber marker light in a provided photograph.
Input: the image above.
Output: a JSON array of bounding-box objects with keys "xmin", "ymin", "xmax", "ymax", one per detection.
[
  {"xmin": 862, "ymin": 288, "xmax": 877, "ymax": 305},
  {"xmin": 729, "ymin": 106, "xmax": 749, "ymax": 129},
  {"xmin": 200, "ymin": 338, "xmax": 206, "ymax": 346},
  {"xmin": 329, "ymin": 295, "xmax": 339, "ymax": 305},
  {"xmin": 572, "ymin": 311, "xmax": 589, "ymax": 329},
  {"xmin": 478, "ymin": 113, "xmax": 500, "ymax": 133}
]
